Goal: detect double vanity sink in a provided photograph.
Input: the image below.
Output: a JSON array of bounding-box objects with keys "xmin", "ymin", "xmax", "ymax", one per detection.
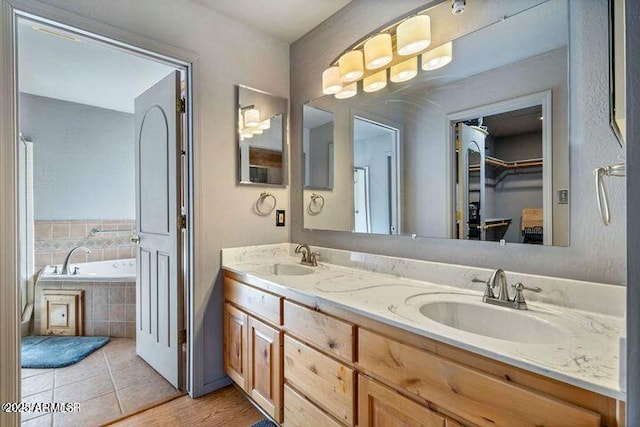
[
  {"xmin": 223, "ymin": 244, "xmax": 623, "ymax": 400},
  {"xmin": 253, "ymin": 261, "xmax": 569, "ymax": 346}
]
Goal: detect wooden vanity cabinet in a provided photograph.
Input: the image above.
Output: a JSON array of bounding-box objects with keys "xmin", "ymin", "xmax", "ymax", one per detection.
[
  {"xmin": 223, "ymin": 278, "xmax": 284, "ymax": 422},
  {"xmin": 222, "ymin": 270, "xmax": 623, "ymax": 427}
]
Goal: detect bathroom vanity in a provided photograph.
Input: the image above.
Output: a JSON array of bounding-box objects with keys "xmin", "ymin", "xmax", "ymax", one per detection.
[{"xmin": 222, "ymin": 244, "xmax": 625, "ymax": 427}]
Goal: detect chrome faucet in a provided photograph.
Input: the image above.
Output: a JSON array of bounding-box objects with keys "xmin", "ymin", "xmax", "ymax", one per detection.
[
  {"xmin": 294, "ymin": 244, "xmax": 319, "ymax": 267},
  {"xmin": 61, "ymin": 246, "xmax": 91, "ymax": 275},
  {"xmin": 473, "ymin": 268, "xmax": 541, "ymax": 310}
]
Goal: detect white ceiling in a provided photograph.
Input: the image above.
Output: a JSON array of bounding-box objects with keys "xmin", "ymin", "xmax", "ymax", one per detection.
[
  {"xmin": 354, "ymin": 117, "xmax": 395, "ymax": 140},
  {"xmin": 18, "ymin": 18, "xmax": 177, "ymax": 113},
  {"xmin": 192, "ymin": 0, "xmax": 352, "ymax": 43},
  {"xmin": 303, "ymin": 105, "xmax": 333, "ymax": 129}
]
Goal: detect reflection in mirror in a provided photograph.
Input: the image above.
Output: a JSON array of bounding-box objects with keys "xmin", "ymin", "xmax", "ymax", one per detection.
[
  {"xmin": 236, "ymin": 85, "xmax": 287, "ymax": 186},
  {"xmin": 353, "ymin": 116, "xmax": 399, "ymax": 235},
  {"xmin": 455, "ymin": 103, "xmax": 547, "ymax": 245},
  {"xmin": 303, "ymin": 105, "xmax": 334, "ymax": 189},
  {"xmin": 301, "ymin": 0, "xmax": 569, "ymax": 246}
]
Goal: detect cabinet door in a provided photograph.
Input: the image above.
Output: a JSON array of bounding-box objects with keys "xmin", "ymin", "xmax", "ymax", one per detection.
[
  {"xmin": 248, "ymin": 316, "xmax": 283, "ymax": 422},
  {"xmin": 359, "ymin": 375, "xmax": 445, "ymax": 427},
  {"xmin": 223, "ymin": 303, "xmax": 248, "ymax": 389}
]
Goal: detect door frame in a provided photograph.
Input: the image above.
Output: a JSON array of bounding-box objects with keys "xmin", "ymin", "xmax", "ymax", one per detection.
[
  {"xmin": 447, "ymin": 90, "xmax": 553, "ymax": 245},
  {"xmin": 351, "ymin": 112, "xmax": 402, "ymax": 235},
  {"xmin": 0, "ymin": 1, "xmax": 198, "ymax": 423}
]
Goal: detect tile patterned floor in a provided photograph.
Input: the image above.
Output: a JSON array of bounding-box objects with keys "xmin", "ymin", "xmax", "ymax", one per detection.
[{"xmin": 21, "ymin": 338, "xmax": 182, "ymax": 426}]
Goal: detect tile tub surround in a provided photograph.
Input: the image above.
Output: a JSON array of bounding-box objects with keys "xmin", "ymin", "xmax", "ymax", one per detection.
[
  {"xmin": 222, "ymin": 243, "xmax": 625, "ymax": 400},
  {"xmin": 34, "ymin": 220, "xmax": 136, "ymax": 270},
  {"xmin": 34, "ymin": 281, "xmax": 136, "ymax": 339}
]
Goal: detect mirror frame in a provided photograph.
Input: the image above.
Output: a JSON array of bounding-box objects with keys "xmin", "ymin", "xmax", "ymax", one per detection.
[
  {"xmin": 609, "ymin": 0, "xmax": 626, "ymax": 146},
  {"xmin": 235, "ymin": 84, "xmax": 289, "ymax": 187},
  {"xmin": 302, "ymin": 103, "xmax": 335, "ymax": 191}
]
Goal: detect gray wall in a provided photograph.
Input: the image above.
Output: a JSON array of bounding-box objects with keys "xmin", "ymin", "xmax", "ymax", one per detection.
[
  {"xmin": 291, "ymin": 0, "xmax": 626, "ymax": 285},
  {"xmin": 626, "ymin": 0, "xmax": 639, "ymax": 421},
  {"xmin": 20, "ymin": 93, "xmax": 135, "ymax": 220}
]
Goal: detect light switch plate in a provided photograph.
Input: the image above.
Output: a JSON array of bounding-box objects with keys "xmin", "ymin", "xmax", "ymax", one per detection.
[
  {"xmin": 276, "ymin": 210, "xmax": 285, "ymax": 226},
  {"xmin": 558, "ymin": 189, "xmax": 569, "ymax": 204}
]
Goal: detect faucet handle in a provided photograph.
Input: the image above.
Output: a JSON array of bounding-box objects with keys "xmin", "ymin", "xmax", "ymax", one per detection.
[
  {"xmin": 512, "ymin": 282, "xmax": 542, "ymax": 293},
  {"xmin": 511, "ymin": 282, "xmax": 542, "ymax": 309},
  {"xmin": 309, "ymin": 252, "xmax": 320, "ymax": 266},
  {"xmin": 474, "ymin": 277, "xmax": 496, "ymax": 299}
]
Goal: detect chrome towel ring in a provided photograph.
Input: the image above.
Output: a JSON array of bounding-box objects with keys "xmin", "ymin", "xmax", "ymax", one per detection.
[
  {"xmin": 307, "ymin": 193, "xmax": 325, "ymax": 215},
  {"xmin": 255, "ymin": 192, "xmax": 276, "ymax": 216}
]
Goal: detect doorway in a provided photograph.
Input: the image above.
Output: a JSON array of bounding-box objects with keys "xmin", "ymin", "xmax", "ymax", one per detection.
[
  {"xmin": 352, "ymin": 116, "xmax": 400, "ymax": 235},
  {"xmin": 14, "ymin": 12, "xmax": 193, "ymax": 426}
]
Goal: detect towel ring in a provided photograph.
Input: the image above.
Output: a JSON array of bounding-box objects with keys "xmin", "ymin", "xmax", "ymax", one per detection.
[
  {"xmin": 307, "ymin": 193, "xmax": 325, "ymax": 215},
  {"xmin": 255, "ymin": 192, "xmax": 276, "ymax": 216}
]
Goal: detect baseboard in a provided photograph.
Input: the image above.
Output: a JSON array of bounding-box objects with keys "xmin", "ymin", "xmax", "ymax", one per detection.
[{"xmin": 198, "ymin": 375, "xmax": 232, "ymax": 397}]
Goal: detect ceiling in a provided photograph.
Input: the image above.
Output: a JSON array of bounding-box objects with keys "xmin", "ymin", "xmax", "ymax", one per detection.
[
  {"xmin": 18, "ymin": 18, "xmax": 177, "ymax": 113},
  {"xmin": 483, "ymin": 105, "xmax": 543, "ymax": 138},
  {"xmin": 303, "ymin": 105, "xmax": 333, "ymax": 129},
  {"xmin": 354, "ymin": 117, "xmax": 395, "ymax": 141},
  {"xmin": 192, "ymin": 0, "xmax": 352, "ymax": 43}
]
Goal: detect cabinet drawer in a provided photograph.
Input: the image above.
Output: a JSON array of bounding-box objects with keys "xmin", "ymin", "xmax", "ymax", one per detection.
[
  {"xmin": 284, "ymin": 335, "xmax": 355, "ymax": 425},
  {"xmin": 284, "ymin": 300, "xmax": 355, "ymax": 362},
  {"xmin": 358, "ymin": 329, "xmax": 601, "ymax": 427},
  {"xmin": 224, "ymin": 277, "xmax": 282, "ymax": 325},
  {"xmin": 358, "ymin": 374, "xmax": 445, "ymax": 427},
  {"xmin": 284, "ymin": 384, "xmax": 344, "ymax": 427}
]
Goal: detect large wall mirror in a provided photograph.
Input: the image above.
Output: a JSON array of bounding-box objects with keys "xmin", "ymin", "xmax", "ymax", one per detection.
[
  {"xmin": 236, "ymin": 85, "xmax": 288, "ymax": 186},
  {"xmin": 302, "ymin": 0, "xmax": 569, "ymax": 247}
]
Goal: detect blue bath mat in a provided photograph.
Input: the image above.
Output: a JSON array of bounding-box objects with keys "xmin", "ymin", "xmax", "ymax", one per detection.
[
  {"xmin": 251, "ymin": 420, "xmax": 277, "ymax": 427},
  {"xmin": 21, "ymin": 336, "xmax": 110, "ymax": 368}
]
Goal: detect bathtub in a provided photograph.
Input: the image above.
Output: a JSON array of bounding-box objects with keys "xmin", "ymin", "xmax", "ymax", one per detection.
[{"xmin": 40, "ymin": 258, "xmax": 136, "ymax": 282}]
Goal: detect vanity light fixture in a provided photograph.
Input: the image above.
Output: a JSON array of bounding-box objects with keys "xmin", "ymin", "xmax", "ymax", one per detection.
[
  {"xmin": 240, "ymin": 129, "xmax": 254, "ymax": 139},
  {"xmin": 397, "ymin": 15, "xmax": 431, "ymax": 56},
  {"xmin": 251, "ymin": 128, "xmax": 263, "ymax": 135},
  {"xmin": 363, "ymin": 69, "xmax": 388, "ymax": 92},
  {"xmin": 390, "ymin": 57, "xmax": 418, "ymax": 82},
  {"xmin": 322, "ymin": 3, "xmax": 454, "ymax": 100},
  {"xmin": 339, "ymin": 50, "xmax": 365, "ymax": 82},
  {"xmin": 259, "ymin": 119, "xmax": 271, "ymax": 130},
  {"xmin": 244, "ymin": 108, "xmax": 260, "ymax": 127},
  {"xmin": 364, "ymin": 33, "xmax": 393, "ymax": 70},
  {"xmin": 335, "ymin": 82, "xmax": 358, "ymax": 99},
  {"xmin": 322, "ymin": 66, "xmax": 343, "ymax": 94},
  {"xmin": 421, "ymin": 41, "xmax": 453, "ymax": 70}
]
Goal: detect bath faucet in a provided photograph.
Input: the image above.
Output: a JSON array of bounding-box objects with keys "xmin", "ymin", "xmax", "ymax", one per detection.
[
  {"xmin": 474, "ymin": 268, "xmax": 542, "ymax": 310},
  {"xmin": 294, "ymin": 244, "xmax": 319, "ymax": 267},
  {"xmin": 61, "ymin": 246, "xmax": 91, "ymax": 275}
]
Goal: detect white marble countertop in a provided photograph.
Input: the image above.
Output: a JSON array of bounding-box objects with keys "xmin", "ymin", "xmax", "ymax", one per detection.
[{"xmin": 222, "ymin": 244, "xmax": 624, "ymax": 400}]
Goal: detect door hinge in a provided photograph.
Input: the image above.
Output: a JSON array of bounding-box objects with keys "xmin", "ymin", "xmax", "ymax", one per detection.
[
  {"xmin": 179, "ymin": 329, "xmax": 187, "ymax": 345},
  {"xmin": 178, "ymin": 214, "xmax": 187, "ymax": 229},
  {"xmin": 177, "ymin": 97, "xmax": 186, "ymax": 114}
]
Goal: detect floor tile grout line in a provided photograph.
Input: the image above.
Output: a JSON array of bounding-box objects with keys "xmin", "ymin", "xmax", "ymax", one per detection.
[{"xmin": 103, "ymin": 349, "xmax": 125, "ymax": 415}]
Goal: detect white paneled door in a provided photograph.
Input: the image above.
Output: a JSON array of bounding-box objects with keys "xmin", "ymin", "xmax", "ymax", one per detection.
[{"xmin": 134, "ymin": 71, "xmax": 183, "ymax": 388}]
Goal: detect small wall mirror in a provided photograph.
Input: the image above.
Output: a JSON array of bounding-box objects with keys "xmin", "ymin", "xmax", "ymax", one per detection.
[
  {"xmin": 303, "ymin": 104, "xmax": 334, "ymax": 189},
  {"xmin": 236, "ymin": 85, "xmax": 288, "ymax": 186},
  {"xmin": 609, "ymin": 0, "xmax": 626, "ymax": 146}
]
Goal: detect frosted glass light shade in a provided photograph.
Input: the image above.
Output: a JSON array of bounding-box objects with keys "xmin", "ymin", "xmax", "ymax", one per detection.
[
  {"xmin": 390, "ymin": 57, "xmax": 418, "ymax": 82},
  {"xmin": 339, "ymin": 50, "xmax": 364, "ymax": 83},
  {"xmin": 244, "ymin": 108, "xmax": 260, "ymax": 127},
  {"xmin": 251, "ymin": 128, "xmax": 263, "ymax": 135},
  {"xmin": 422, "ymin": 42, "xmax": 453, "ymax": 70},
  {"xmin": 322, "ymin": 66, "xmax": 343, "ymax": 94},
  {"xmin": 363, "ymin": 69, "xmax": 387, "ymax": 92},
  {"xmin": 397, "ymin": 15, "xmax": 431, "ymax": 56},
  {"xmin": 364, "ymin": 34, "xmax": 393, "ymax": 70},
  {"xmin": 259, "ymin": 119, "xmax": 271, "ymax": 130},
  {"xmin": 335, "ymin": 82, "xmax": 357, "ymax": 99},
  {"xmin": 240, "ymin": 129, "xmax": 253, "ymax": 138}
]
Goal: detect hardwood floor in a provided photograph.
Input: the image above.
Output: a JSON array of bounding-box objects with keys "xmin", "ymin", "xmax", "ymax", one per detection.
[{"xmin": 107, "ymin": 385, "xmax": 262, "ymax": 427}]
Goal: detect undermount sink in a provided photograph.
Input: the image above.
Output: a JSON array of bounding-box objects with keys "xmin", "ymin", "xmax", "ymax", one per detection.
[
  {"xmin": 257, "ymin": 263, "xmax": 315, "ymax": 276},
  {"xmin": 419, "ymin": 300, "xmax": 568, "ymax": 345}
]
